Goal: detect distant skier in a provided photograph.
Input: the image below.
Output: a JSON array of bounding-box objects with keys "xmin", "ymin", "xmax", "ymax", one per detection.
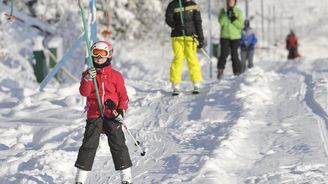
[
  {"xmin": 74, "ymin": 41, "xmax": 133, "ymax": 184},
  {"xmin": 286, "ymin": 29, "xmax": 300, "ymax": 60},
  {"xmin": 240, "ymin": 19, "xmax": 257, "ymax": 73},
  {"xmin": 165, "ymin": 0, "xmax": 204, "ymax": 95},
  {"xmin": 217, "ymin": 0, "xmax": 244, "ymax": 79}
]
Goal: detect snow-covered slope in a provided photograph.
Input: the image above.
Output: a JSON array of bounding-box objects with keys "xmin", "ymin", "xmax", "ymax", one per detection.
[{"xmin": 1, "ymin": 0, "xmax": 328, "ymax": 184}]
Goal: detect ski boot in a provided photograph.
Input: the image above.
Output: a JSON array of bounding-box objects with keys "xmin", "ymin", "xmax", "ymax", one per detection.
[
  {"xmin": 171, "ymin": 83, "xmax": 180, "ymax": 96},
  {"xmin": 75, "ymin": 168, "xmax": 88, "ymax": 184},
  {"xmin": 192, "ymin": 82, "xmax": 201, "ymax": 94},
  {"xmin": 120, "ymin": 167, "xmax": 133, "ymax": 184},
  {"xmin": 217, "ymin": 69, "xmax": 224, "ymax": 80}
]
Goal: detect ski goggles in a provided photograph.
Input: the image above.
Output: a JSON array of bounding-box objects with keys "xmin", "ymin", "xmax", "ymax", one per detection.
[{"xmin": 91, "ymin": 49, "xmax": 112, "ymax": 58}]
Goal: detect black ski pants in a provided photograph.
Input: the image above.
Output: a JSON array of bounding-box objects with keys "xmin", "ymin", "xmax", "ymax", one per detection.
[
  {"xmin": 75, "ymin": 117, "xmax": 132, "ymax": 171},
  {"xmin": 217, "ymin": 38, "xmax": 241, "ymax": 75},
  {"xmin": 287, "ymin": 47, "xmax": 298, "ymax": 59}
]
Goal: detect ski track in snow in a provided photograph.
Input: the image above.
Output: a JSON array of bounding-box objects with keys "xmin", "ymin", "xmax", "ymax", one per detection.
[
  {"xmin": 1, "ymin": 1, "xmax": 328, "ymax": 182},
  {"xmin": 242, "ymin": 61, "xmax": 328, "ymax": 184},
  {"xmin": 2, "ymin": 58, "xmax": 328, "ymax": 183},
  {"xmin": 190, "ymin": 60, "xmax": 328, "ymax": 184},
  {"xmin": 85, "ymin": 78, "xmax": 244, "ymax": 184}
]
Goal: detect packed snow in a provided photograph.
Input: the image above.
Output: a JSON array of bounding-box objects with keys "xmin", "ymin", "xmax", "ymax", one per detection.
[{"xmin": 1, "ymin": 0, "xmax": 328, "ymax": 184}]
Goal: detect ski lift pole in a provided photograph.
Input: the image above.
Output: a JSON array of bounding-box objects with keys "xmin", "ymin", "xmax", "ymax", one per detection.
[
  {"xmin": 89, "ymin": 0, "xmax": 97, "ymax": 43},
  {"xmin": 178, "ymin": 0, "xmax": 185, "ymax": 36},
  {"xmin": 208, "ymin": 0, "xmax": 213, "ymax": 78},
  {"xmin": 78, "ymin": 0, "xmax": 104, "ymax": 118},
  {"xmin": 10, "ymin": 0, "xmax": 14, "ymax": 16}
]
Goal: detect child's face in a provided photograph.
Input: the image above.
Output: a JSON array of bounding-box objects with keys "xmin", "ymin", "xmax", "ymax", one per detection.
[{"xmin": 93, "ymin": 57, "xmax": 107, "ymax": 64}]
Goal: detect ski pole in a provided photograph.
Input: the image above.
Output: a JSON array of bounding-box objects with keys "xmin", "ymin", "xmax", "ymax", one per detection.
[
  {"xmin": 200, "ymin": 48, "xmax": 214, "ymax": 64},
  {"xmin": 104, "ymin": 99, "xmax": 146, "ymax": 156},
  {"xmin": 193, "ymin": 35, "xmax": 214, "ymax": 64},
  {"xmin": 78, "ymin": 0, "xmax": 104, "ymax": 118},
  {"xmin": 123, "ymin": 124, "xmax": 146, "ymax": 156}
]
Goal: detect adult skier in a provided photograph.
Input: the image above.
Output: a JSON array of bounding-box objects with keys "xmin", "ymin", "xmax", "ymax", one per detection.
[
  {"xmin": 217, "ymin": 0, "xmax": 244, "ymax": 79},
  {"xmin": 74, "ymin": 41, "xmax": 133, "ymax": 184},
  {"xmin": 165, "ymin": 0, "xmax": 205, "ymax": 95},
  {"xmin": 286, "ymin": 29, "xmax": 300, "ymax": 60},
  {"xmin": 240, "ymin": 19, "xmax": 257, "ymax": 73}
]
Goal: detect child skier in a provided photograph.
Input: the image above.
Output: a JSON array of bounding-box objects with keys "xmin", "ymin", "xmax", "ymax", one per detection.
[
  {"xmin": 240, "ymin": 19, "xmax": 257, "ymax": 73},
  {"xmin": 74, "ymin": 41, "xmax": 133, "ymax": 184}
]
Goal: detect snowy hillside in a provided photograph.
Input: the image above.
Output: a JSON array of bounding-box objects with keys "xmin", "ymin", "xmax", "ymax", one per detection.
[{"xmin": 1, "ymin": 0, "xmax": 328, "ymax": 184}]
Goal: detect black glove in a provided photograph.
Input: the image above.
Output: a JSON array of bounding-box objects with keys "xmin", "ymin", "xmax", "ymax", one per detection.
[
  {"xmin": 104, "ymin": 99, "xmax": 125, "ymax": 124},
  {"xmin": 241, "ymin": 44, "xmax": 247, "ymax": 50},
  {"xmin": 227, "ymin": 8, "xmax": 237, "ymax": 22},
  {"xmin": 197, "ymin": 40, "xmax": 204, "ymax": 49},
  {"xmin": 114, "ymin": 109, "xmax": 125, "ymax": 124},
  {"xmin": 85, "ymin": 67, "xmax": 96, "ymax": 80}
]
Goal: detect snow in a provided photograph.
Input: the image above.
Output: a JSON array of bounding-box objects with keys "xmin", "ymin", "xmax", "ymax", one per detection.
[{"xmin": 1, "ymin": 0, "xmax": 328, "ymax": 184}]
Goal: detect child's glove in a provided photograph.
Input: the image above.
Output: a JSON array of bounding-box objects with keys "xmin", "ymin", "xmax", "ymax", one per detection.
[
  {"xmin": 85, "ymin": 67, "xmax": 97, "ymax": 80},
  {"xmin": 114, "ymin": 109, "xmax": 125, "ymax": 124},
  {"xmin": 241, "ymin": 44, "xmax": 247, "ymax": 50}
]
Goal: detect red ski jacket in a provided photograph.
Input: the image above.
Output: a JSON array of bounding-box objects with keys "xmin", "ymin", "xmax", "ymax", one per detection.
[
  {"xmin": 80, "ymin": 65, "xmax": 129, "ymax": 119},
  {"xmin": 286, "ymin": 34, "xmax": 298, "ymax": 49}
]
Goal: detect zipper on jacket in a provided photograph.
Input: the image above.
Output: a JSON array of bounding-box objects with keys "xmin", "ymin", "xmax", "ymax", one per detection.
[{"xmin": 101, "ymin": 82, "xmax": 105, "ymax": 112}]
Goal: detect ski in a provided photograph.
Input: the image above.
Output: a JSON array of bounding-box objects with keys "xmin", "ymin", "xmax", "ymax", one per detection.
[{"xmin": 171, "ymin": 87, "xmax": 210, "ymax": 96}]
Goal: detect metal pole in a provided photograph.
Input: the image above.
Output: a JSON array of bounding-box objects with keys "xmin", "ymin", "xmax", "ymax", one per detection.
[
  {"xmin": 78, "ymin": 0, "xmax": 104, "ymax": 118},
  {"xmin": 280, "ymin": 13, "xmax": 282, "ymax": 42},
  {"xmin": 273, "ymin": 5, "xmax": 276, "ymax": 45},
  {"xmin": 89, "ymin": 0, "xmax": 97, "ymax": 43},
  {"xmin": 268, "ymin": 6, "xmax": 271, "ymax": 46},
  {"xmin": 208, "ymin": 0, "xmax": 213, "ymax": 79},
  {"xmin": 178, "ymin": 0, "xmax": 185, "ymax": 36},
  {"xmin": 261, "ymin": 0, "xmax": 264, "ymax": 45},
  {"xmin": 245, "ymin": 0, "xmax": 249, "ymax": 20}
]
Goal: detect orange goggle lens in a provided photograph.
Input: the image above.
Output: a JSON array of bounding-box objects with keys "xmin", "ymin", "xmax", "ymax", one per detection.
[{"xmin": 92, "ymin": 49, "xmax": 109, "ymax": 58}]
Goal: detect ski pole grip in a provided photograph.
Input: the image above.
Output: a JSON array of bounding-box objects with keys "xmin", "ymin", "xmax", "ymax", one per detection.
[
  {"xmin": 104, "ymin": 99, "xmax": 119, "ymax": 116},
  {"xmin": 104, "ymin": 99, "xmax": 116, "ymax": 110}
]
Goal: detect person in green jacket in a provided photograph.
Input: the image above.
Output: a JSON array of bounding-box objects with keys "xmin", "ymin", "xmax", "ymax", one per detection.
[{"xmin": 217, "ymin": 0, "xmax": 244, "ymax": 79}]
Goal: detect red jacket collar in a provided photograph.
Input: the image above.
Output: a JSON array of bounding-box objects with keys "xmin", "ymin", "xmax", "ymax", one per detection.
[{"xmin": 96, "ymin": 65, "xmax": 112, "ymax": 74}]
